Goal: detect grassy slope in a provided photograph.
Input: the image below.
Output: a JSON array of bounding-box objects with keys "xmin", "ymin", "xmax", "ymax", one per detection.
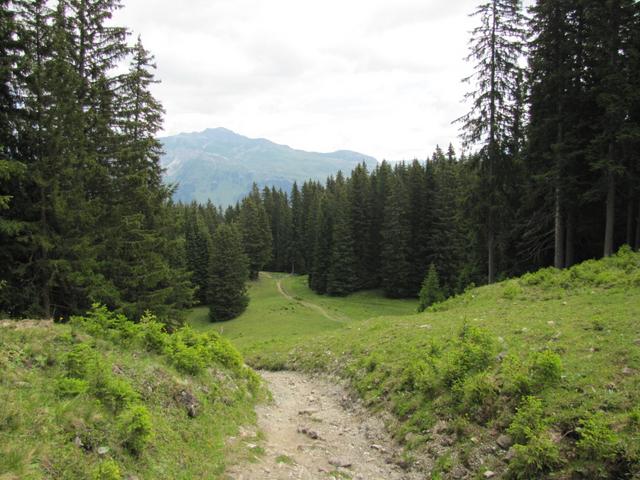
[
  {"xmin": 186, "ymin": 272, "xmax": 418, "ymax": 368},
  {"xmin": 191, "ymin": 250, "xmax": 640, "ymax": 479},
  {"xmin": 0, "ymin": 316, "xmax": 262, "ymax": 479}
]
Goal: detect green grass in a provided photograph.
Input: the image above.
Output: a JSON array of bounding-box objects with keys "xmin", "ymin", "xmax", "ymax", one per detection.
[
  {"xmin": 190, "ymin": 249, "xmax": 640, "ymax": 478},
  {"xmin": 186, "ymin": 272, "xmax": 418, "ymax": 367},
  {"xmin": 0, "ymin": 311, "xmax": 262, "ymax": 479}
]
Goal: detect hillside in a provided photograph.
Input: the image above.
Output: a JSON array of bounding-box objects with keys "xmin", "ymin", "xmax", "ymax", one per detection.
[
  {"xmin": 0, "ymin": 308, "xmax": 263, "ymax": 479},
  {"xmin": 160, "ymin": 128, "xmax": 376, "ymax": 205},
  {"xmin": 191, "ymin": 248, "xmax": 640, "ymax": 479}
]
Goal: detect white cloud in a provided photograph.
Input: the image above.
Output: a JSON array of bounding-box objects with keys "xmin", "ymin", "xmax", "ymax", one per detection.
[{"xmin": 113, "ymin": 0, "xmax": 490, "ymax": 160}]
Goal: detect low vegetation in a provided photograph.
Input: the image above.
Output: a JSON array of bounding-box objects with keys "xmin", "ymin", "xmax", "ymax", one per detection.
[
  {"xmin": 0, "ymin": 306, "xmax": 263, "ymax": 479},
  {"xmin": 195, "ymin": 247, "xmax": 640, "ymax": 479}
]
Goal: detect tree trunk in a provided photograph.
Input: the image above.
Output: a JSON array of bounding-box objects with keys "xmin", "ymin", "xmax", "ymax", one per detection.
[
  {"xmin": 626, "ymin": 192, "xmax": 634, "ymax": 247},
  {"xmin": 603, "ymin": 165, "xmax": 615, "ymax": 257},
  {"xmin": 554, "ymin": 186, "xmax": 564, "ymax": 268},
  {"xmin": 487, "ymin": 226, "xmax": 495, "ymax": 284},
  {"xmin": 565, "ymin": 210, "xmax": 575, "ymax": 268},
  {"xmin": 635, "ymin": 199, "xmax": 640, "ymax": 251}
]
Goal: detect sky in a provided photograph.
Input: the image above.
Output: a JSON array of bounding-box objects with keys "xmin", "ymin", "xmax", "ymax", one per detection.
[{"xmin": 113, "ymin": 0, "xmax": 486, "ymax": 161}]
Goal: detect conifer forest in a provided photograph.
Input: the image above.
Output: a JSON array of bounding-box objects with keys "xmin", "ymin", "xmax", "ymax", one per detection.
[{"xmin": 2, "ymin": 1, "xmax": 640, "ymax": 479}]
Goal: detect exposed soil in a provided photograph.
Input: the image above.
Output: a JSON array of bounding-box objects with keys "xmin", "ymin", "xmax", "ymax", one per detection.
[{"xmin": 226, "ymin": 371, "xmax": 423, "ymax": 480}]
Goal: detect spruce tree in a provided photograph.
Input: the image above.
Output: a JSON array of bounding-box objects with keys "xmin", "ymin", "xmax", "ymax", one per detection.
[
  {"xmin": 417, "ymin": 264, "xmax": 444, "ymax": 312},
  {"xmin": 239, "ymin": 188, "xmax": 272, "ymax": 279},
  {"xmin": 208, "ymin": 224, "xmax": 249, "ymax": 322},
  {"xmin": 457, "ymin": 0, "xmax": 526, "ymax": 283},
  {"xmin": 327, "ymin": 175, "xmax": 358, "ymax": 296}
]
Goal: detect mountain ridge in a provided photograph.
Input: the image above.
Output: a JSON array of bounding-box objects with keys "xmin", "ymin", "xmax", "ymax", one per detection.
[{"xmin": 160, "ymin": 128, "xmax": 376, "ymax": 205}]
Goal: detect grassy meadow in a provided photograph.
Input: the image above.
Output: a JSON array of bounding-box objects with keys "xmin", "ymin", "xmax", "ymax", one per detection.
[{"xmin": 189, "ymin": 249, "xmax": 640, "ymax": 479}]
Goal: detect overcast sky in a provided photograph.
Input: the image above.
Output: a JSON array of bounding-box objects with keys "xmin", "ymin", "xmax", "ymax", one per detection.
[{"xmin": 114, "ymin": 0, "xmax": 488, "ymax": 161}]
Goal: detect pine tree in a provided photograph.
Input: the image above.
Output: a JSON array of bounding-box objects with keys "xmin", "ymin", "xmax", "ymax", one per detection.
[
  {"xmin": 380, "ymin": 175, "xmax": 412, "ymax": 298},
  {"xmin": 239, "ymin": 186, "xmax": 272, "ymax": 279},
  {"xmin": 208, "ymin": 224, "xmax": 249, "ymax": 322},
  {"xmin": 290, "ymin": 182, "xmax": 306, "ymax": 273},
  {"xmin": 327, "ymin": 175, "xmax": 358, "ymax": 296},
  {"xmin": 417, "ymin": 264, "xmax": 444, "ymax": 312},
  {"xmin": 457, "ymin": 0, "xmax": 526, "ymax": 283}
]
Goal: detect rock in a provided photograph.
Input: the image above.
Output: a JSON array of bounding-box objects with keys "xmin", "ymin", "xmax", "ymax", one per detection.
[
  {"xmin": 497, "ymin": 434, "xmax": 513, "ymax": 450},
  {"xmin": 328, "ymin": 458, "xmax": 352, "ymax": 468},
  {"xmin": 297, "ymin": 426, "xmax": 319, "ymax": 439},
  {"xmin": 484, "ymin": 471, "xmax": 496, "ymax": 478},
  {"xmin": 547, "ymin": 320, "xmax": 555, "ymax": 326},
  {"xmin": 97, "ymin": 446, "xmax": 110, "ymax": 455},
  {"xmin": 111, "ymin": 364, "xmax": 124, "ymax": 375},
  {"xmin": 73, "ymin": 436, "xmax": 83, "ymax": 448},
  {"xmin": 370, "ymin": 444, "xmax": 388, "ymax": 453},
  {"xmin": 418, "ymin": 324, "xmax": 432, "ymax": 329},
  {"xmin": 503, "ymin": 447, "xmax": 516, "ymax": 462},
  {"xmin": 174, "ymin": 389, "xmax": 200, "ymax": 418},
  {"xmin": 298, "ymin": 409, "xmax": 319, "ymax": 416},
  {"xmin": 622, "ymin": 367, "xmax": 634, "ymax": 376}
]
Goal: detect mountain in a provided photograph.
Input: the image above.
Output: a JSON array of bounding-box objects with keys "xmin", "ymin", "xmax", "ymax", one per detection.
[{"xmin": 159, "ymin": 128, "xmax": 377, "ymax": 205}]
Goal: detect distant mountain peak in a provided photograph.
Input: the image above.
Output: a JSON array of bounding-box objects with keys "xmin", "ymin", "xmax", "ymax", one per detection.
[{"xmin": 160, "ymin": 128, "xmax": 376, "ymax": 206}]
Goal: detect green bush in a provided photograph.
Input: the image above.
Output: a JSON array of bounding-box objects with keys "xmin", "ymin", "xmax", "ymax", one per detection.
[
  {"xmin": 55, "ymin": 377, "xmax": 89, "ymax": 397},
  {"xmin": 576, "ymin": 412, "xmax": 620, "ymax": 461},
  {"xmin": 118, "ymin": 405, "xmax": 153, "ymax": 455},
  {"xmin": 92, "ymin": 367, "xmax": 139, "ymax": 412},
  {"xmin": 508, "ymin": 432, "xmax": 561, "ymax": 479},
  {"xmin": 64, "ymin": 343, "xmax": 98, "ymax": 379},
  {"xmin": 500, "ymin": 355, "xmax": 532, "ymax": 398},
  {"xmin": 138, "ymin": 312, "xmax": 168, "ymax": 353},
  {"xmin": 459, "ymin": 372, "xmax": 498, "ymax": 422},
  {"xmin": 418, "ymin": 264, "xmax": 445, "ymax": 312},
  {"xmin": 530, "ymin": 350, "xmax": 562, "ymax": 388},
  {"xmin": 167, "ymin": 340, "xmax": 207, "ymax": 375},
  {"xmin": 444, "ymin": 324, "xmax": 496, "ymax": 386},
  {"xmin": 503, "ymin": 281, "xmax": 524, "ymax": 299},
  {"xmin": 92, "ymin": 459, "xmax": 122, "ymax": 480},
  {"xmin": 508, "ymin": 396, "xmax": 545, "ymax": 444}
]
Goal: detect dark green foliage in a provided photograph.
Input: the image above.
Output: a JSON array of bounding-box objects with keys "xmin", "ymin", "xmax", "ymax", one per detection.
[
  {"xmin": 208, "ymin": 224, "xmax": 249, "ymax": 322},
  {"xmin": 417, "ymin": 264, "xmax": 445, "ymax": 312},
  {"xmin": 239, "ymin": 186, "xmax": 272, "ymax": 280}
]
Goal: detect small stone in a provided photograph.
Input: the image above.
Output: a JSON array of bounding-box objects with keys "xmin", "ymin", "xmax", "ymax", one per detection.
[
  {"xmin": 297, "ymin": 426, "xmax": 319, "ymax": 439},
  {"xmin": 97, "ymin": 446, "xmax": 110, "ymax": 456},
  {"xmin": 547, "ymin": 320, "xmax": 555, "ymax": 326},
  {"xmin": 503, "ymin": 447, "xmax": 516, "ymax": 462},
  {"xmin": 298, "ymin": 409, "xmax": 319, "ymax": 416},
  {"xmin": 418, "ymin": 324, "xmax": 432, "ymax": 329},
  {"xmin": 370, "ymin": 444, "xmax": 388, "ymax": 453},
  {"xmin": 622, "ymin": 367, "xmax": 634, "ymax": 375},
  {"xmin": 497, "ymin": 434, "xmax": 513, "ymax": 450},
  {"xmin": 484, "ymin": 471, "xmax": 496, "ymax": 479},
  {"xmin": 329, "ymin": 458, "xmax": 352, "ymax": 468},
  {"xmin": 73, "ymin": 436, "xmax": 83, "ymax": 448},
  {"xmin": 470, "ymin": 436, "xmax": 479, "ymax": 444}
]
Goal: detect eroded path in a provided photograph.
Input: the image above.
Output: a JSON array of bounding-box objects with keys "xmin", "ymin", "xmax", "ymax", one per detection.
[
  {"xmin": 226, "ymin": 371, "xmax": 422, "ymax": 480},
  {"xmin": 264, "ymin": 273, "xmax": 348, "ymax": 323}
]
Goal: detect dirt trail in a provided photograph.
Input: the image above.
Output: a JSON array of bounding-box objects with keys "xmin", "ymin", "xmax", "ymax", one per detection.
[
  {"xmin": 226, "ymin": 371, "xmax": 422, "ymax": 480},
  {"xmin": 263, "ymin": 273, "xmax": 348, "ymax": 323}
]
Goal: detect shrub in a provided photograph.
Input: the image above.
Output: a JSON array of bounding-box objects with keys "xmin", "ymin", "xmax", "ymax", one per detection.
[
  {"xmin": 503, "ymin": 281, "xmax": 524, "ymax": 300},
  {"xmin": 508, "ymin": 396, "xmax": 545, "ymax": 444},
  {"xmin": 205, "ymin": 332, "xmax": 244, "ymax": 371},
  {"xmin": 530, "ymin": 350, "xmax": 562, "ymax": 388},
  {"xmin": 576, "ymin": 412, "xmax": 620, "ymax": 461},
  {"xmin": 508, "ymin": 431, "xmax": 561, "ymax": 479},
  {"xmin": 167, "ymin": 340, "xmax": 207, "ymax": 375},
  {"xmin": 444, "ymin": 324, "xmax": 496, "ymax": 386},
  {"xmin": 55, "ymin": 377, "xmax": 89, "ymax": 397},
  {"xmin": 92, "ymin": 367, "xmax": 139, "ymax": 412},
  {"xmin": 118, "ymin": 405, "xmax": 153, "ymax": 455},
  {"xmin": 459, "ymin": 372, "xmax": 498, "ymax": 422},
  {"xmin": 92, "ymin": 459, "xmax": 122, "ymax": 480},
  {"xmin": 501, "ymin": 355, "xmax": 532, "ymax": 398},
  {"xmin": 138, "ymin": 312, "xmax": 168, "ymax": 354},
  {"xmin": 64, "ymin": 343, "xmax": 98, "ymax": 379}
]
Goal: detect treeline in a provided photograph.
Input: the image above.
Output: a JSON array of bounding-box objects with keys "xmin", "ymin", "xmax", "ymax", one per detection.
[
  {"xmin": 0, "ymin": 0, "xmax": 193, "ymax": 321},
  {"xmin": 188, "ymin": 0, "xmax": 640, "ymax": 301}
]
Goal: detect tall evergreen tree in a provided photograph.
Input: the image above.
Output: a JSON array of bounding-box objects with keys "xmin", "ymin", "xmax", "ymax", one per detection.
[
  {"xmin": 239, "ymin": 185, "xmax": 272, "ymax": 279},
  {"xmin": 208, "ymin": 223, "xmax": 249, "ymax": 322},
  {"xmin": 457, "ymin": 0, "xmax": 526, "ymax": 283}
]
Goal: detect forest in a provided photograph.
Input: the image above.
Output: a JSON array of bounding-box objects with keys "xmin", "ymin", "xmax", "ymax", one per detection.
[{"xmin": 1, "ymin": 0, "xmax": 639, "ymax": 322}]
